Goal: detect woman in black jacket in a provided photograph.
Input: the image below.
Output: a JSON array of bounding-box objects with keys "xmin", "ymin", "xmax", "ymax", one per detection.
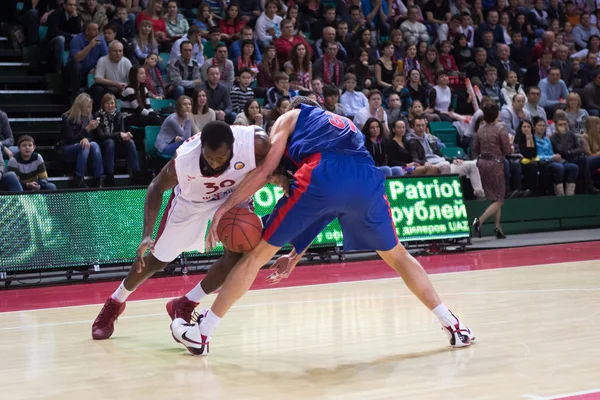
[
  {"xmin": 514, "ymin": 120, "xmax": 544, "ymax": 195},
  {"xmin": 93, "ymin": 94, "xmax": 141, "ymax": 186},
  {"xmin": 361, "ymin": 118, "xmax": 404, "ymax": 177},
  {"xmin": 56, "ymin": 93, "xmax": 104, "ymax": 188},
  {"xmin": 386, "ymin": 119, "xmax": 439, "ymax": 175}
]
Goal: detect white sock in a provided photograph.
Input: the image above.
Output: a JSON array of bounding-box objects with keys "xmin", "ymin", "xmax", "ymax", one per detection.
[
  {"xmin": 185, "ymin": 280, "xmax": 208, "ymax": 303},
  {"xmin": 432, "ymin": 303, "xmax": 458, "ymax": 327},
  {"xmin": 199, "ymin": 310, "xmax": 221, "ymax": 338},
  {"xmin": 111, "ymin": 280, "xmax": 133, "ymax": 303}
]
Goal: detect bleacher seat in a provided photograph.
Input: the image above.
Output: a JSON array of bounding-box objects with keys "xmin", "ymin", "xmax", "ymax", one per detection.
[
  {"xmin": 442, "ymin": 147, "xmax": 466, "ymax": 159},
  {"xmin": 38, "ymin": 26, "xmax": 48, "ymax": 41},
  {"xmin": 87, "ymin": 74, "xmax": 94, "ymax": 88},
  {"xmin": 430, "ymin": 121, "xmax": 458, "ymax": 146},
  {"xmin": 144, "ymin": 125, "xmax": 170, "ymax": 160},
  {"xmin": 160, "ymin": 52, "xmax": 170, "ymax": 67},
  {"xmin": 62, "ymin": 51, "xmax": 69, "ymax": 66},
  {"xmin": 150, "ymin": 98, "xmax": 175, "ymax": 111},
  {"xmin": 255, "ymin": 98, "xmax": 265, "ymax": 107}
]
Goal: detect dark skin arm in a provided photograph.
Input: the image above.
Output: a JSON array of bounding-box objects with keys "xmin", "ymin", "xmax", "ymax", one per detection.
[{"xmin": 135, "ymin": 156, "xmax": 179, "ymax": 272}]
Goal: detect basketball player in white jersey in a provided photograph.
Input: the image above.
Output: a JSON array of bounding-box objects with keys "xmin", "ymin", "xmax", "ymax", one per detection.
[{"xmin": 91, "ymin": 121, "xmax": 272, "ymax": 340}]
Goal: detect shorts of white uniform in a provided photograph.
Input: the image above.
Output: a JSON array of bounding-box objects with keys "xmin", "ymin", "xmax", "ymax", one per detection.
[{"xmin": 152, "ymin": 193, "xmax": 251, "ymax": 262}]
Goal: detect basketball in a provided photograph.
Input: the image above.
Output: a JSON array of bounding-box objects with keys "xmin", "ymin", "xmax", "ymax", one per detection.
[{"xmin": 216, "ymin": 207, "xmax": 263, "ymax": 253}]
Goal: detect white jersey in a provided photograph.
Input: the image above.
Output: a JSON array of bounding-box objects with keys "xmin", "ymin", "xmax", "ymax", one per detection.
[
  {"xmin": 152, "ymin": 125, "xmax": 259, "ymax": 261},
  {"xmin": 173, "ymin": 125, "xmax": 257, "ymax": 205}
]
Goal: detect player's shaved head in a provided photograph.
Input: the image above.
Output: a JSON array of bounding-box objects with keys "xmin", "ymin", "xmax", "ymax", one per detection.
[
  {"xmin": 201, "ymin": 121, "xmax": 234, "ymax": 150},
  {"xmin": 287, "ymin": 96, "xmax": 322, "ymax": 112}
]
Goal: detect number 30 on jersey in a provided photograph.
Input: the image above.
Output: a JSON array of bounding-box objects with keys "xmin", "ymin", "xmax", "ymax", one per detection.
[{"xmin": 325, "ymin": 111, "xmax": 357, "ymax": 133}]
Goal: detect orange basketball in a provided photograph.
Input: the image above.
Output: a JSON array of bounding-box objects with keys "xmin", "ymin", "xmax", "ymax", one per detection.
[{"xmin": 216, "ymin": 207, "xmax": 263, "ymax": 253}]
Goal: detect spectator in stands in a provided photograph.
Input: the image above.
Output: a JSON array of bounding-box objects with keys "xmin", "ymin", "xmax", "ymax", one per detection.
[
  {"xmin": 266, "ymin": 72, "xmax": 291, "ymax": 109},
  {"xmin": 500, "ymin": 93, "xmax": 530, "ymax": 136},
  {"xmin": 57, "ymin": 93, "xmax": 103, "ymax": 188},
  {"xmin": 234, "ymin": 40, "xmax": 259, "ymax": 78},
  {"xmin": 451, "ymin": 34, "xmax": 474, "ymax": 71},
  {"xmin": 353, "ymin": 90, "xmax": 391, "ymax": 136},
  {"xmin": 374, "ymin": 41, "xmax": 395, "ymax": 91},
  {"xmin": 462, "ymin": 96, "xmax": 494, "ymax": 152},
  {"xmin": 390, "ymin": 29, "xmax": 405, "ymax": 61},
  {"xmin": 230, "ymin": 68, "xmax": 255, "ymax": 114},
  {"xmin": 192, "ymin": 4, "xmax": 216, "ymax": 36},
  {"xmin": 539, "ymin": 67, "xmax": 569, "ymax": 119},
  {"xmin": 144, "ymin": 53, "xmax": 166, "ymax": 99},
  {"xmin": 386, "ymin": 119, "xmax": 439, "ymax": 176},
  {"xmin": 565, "ymin": 93, "xmax": 589, "ymax": 135},
  {"xmin": 0, "ymin": 154, "xmax": 22, "ymax": 192},
  {"xmin": 7, "ymin": 135, "xmax": 56, "ymax": 191},
  {"xmin": 524, "ymin": 86, "xmax": 548, "ymax": 123},
  {"xmin": 284, "ymin": 43, "xmax": 312, "ymax": 90},
  {"xmin": 524, "ymin": 51, "xmax": 552, "ymax": 89},
  {"xmin": 313, "ymin": 41, "xmax": 344, "ymax": 88},
  {"xmin": 582, "ymin": 70, "xmax": 600, "ymax": 117},
  {"xmin": 201, "ymin": 43, "xmax": 235, "ymax": 89},
  {"xmin": 573, "ymin": 13, "xmax": 600, "ymax": 50},
  {"xmin": 480, "ymin": 31, "xmax": 497, "ymax": 63},
  {"xmin": 429, "ymin": 71, "xmax": 457, "ymax": 122},
  {"xmin": 266, "ymin": 97, "xmax": 290, "ymax": 124},
  {"xmin": 121, "ymin": 65, "xmax": 162, "ymax": 128},
  {"xmin": 501, "ymin": 71, "xmax": 525, "ymax": 106},
  {"xmin": 234, "ymin": 99, "xmax": 263, "ymax": 127},
  {"xmin": 493, "ymin": 44, "xmax": 517, "ymax": 84},
  {"xmin": 79, "ymin": 0, "xmax": 108, "ymax": 30},
  {"xmin": 400, "ymin": 69, "xmax": 430, "ymax": 115},
  {"xmin": 91, "ymin": 41, "xmax": 131, "ymax": 112},
  {"xmin": 203, "ymin": 65, "xmax": 235, "ymax": 124},
  {"xmin": 466, "ymin": 48, "xmax": 490, "ymax": 86},
  {"xmin": 360, "ymin": 118, "xmax": 403, "ymax": 177},
  {"xmin": 16, "ymin": 0, "xmax": 51, "ymax": 46},
  {"xmin": 133, "ymin": 20, "xmax": 159, "ymax": 64},
  {"xmin": 135, "ymin": 0, "xmax": 168, "ymax": 47},
  {"xmin": 218, "ymin": 3, "xmax": 245, "ymax": 43},
  {"xmin": 383, "ymin": 72, "xmax": 405, "ymax": 104},
  {"xmin": 400, "ymin": 6, "xmax": 429, "ymax": 46},
  {"xmin": 112, "ymin": 7, "xmax": 136, "ymax": 42},
  {"xmin": 531, "ymin": 32, "xmax": 556, "ymax": 63},
  {"xmin": 438, "ymin": 41, "xmax": 459, "ymax": 76},
  {"xmin": 102, "ymin": 23, "xmax": 117, "ymax": 47},
  {"xmin": 47, "ymin": 0, "xmax": 82, "ymax": 73},
  {"xmin": 230, "ymin": 26, "xmax": 262, "ymax": 63},
  {"xmin": 471, "ymin": 104, "xmax": 511, "ymax": 238},
  {"xmin": 165, "ymin": 0, "xmax": 189, "ymax": 41},
  {"xmin": 67, "ymin": 21, "xmax": 108, "ymax": 104},
  {"xmin": 255, "ymin": 1, "xmax": 283, "ymax": 48},
  {"xmin": 513, "ymin": 120, "xmax": 544, "ymax": 196},
  {"xmin": 0, "ymin": 110, "xmax": 15, "ymax": 160},
  {"xmin": 460, "ymin": 12, "xmax": 475, "ymax": 47},
  {"xmin": 570, "ymin": 35, "xmax": 600, "ymax": 62},
  {"xmin": 340, "ymin": 73, "xmax": 367, "ymax": 119},
  {"xmin": 581, "ymin": 116, "xmax": 600, "ymax": 172},
  {"xmin": 509, "ymin": 30, "xmax": 530, "ymax": 71},
  {"xmin": 347, "ymin": 50, "xmax": 373, "ymax": 93},
  {"xmin": 533, "ymin": 116, "xmax": 578, "ymax": 196},
  {"xmin": 437, "ymin": 15, "xmax": 462, "ymax": 45},
  {"xmin": 92, "ymin": 93, "xmax": 139, "ymax": 186},
  {"xmin": 274, "ymin": 19, "xmax": 312, "ymax": 67},
  {"xmin": 313, "ymin": 26, "xmax": 348, "ymax": 63},
  {"xmin": 322, "ymin": 85, "xmax": 344, "ymax": 116},
  {"xmin": 551, "ymin": 116, "xmax": 599, "ymax": 194},
  {"xmin": 190, "ymin": 88, "xmax": 216, "ymax": 132},
  {"xmin": 386, "ymin": 93, "xmax": 408, "ymax": 129},
  {"xmin": 239, "ymin": 0, "xmax": 262, "ymax": 21},
  {"xmin": 286, "ymin": 5, "xmax": 306, "ymax": 36},
  {"xmin": 156, "ymin": 95, "xmax": 193, "ymax": 158},
  {"xmin": 203, "ymin": 26, "xmax": 222, "ymax": 60},
  {"xmin": 257, "ymin": 45, "xmax": 278, "ymax": 89},
  {"xmin": 354, "ymin": 28, "xmax": 378, "ymax": 66},
  {"xmin": 570, "ymin": 59, "xmax": 586, "ymax": 91},
  {"xmin": 475, "ymin": 10, "xmax": 504, "ymax": 47},
  {"xmin": 310, "ymin": 5, "xmax": 337, "ymax": 41},
  {"xmin": 528, "ymin": 2, "xmax": 550, "ymax": 42},
  {"xmin": 168, "ymin": 41, "xmax": 202, "ymax": 100},
  {"xmin": 171, "ymin": 26, "xmax": 204, "ymax": 67}
]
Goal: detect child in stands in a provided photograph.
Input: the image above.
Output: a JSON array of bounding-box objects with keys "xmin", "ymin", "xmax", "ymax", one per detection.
[{"xmin": 8, "ymin": 135, "xmax": 56, "ymax": 191}]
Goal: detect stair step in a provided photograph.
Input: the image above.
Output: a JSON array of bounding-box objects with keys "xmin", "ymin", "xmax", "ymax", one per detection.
[
  {"xmin": 0, "ymin": 76, "xmax": 44, "ymax": 84},
  {"xmin": 0, "ymin": 62, "xmax": 29, "ymax": 66},
  {"xmin": 0, "ymin": 49, "xmax": 22, "ymax": 59},
  {"xmin": 4, "ymin": 104, "xmax": 68, "ymax": 113},
  {"xmin": 9, "ymin": 117, "xmax": 62, "ymax": 122},
  {"xmin": 0, "ymin": 90, "xmax": 52, "ymax": 94}
]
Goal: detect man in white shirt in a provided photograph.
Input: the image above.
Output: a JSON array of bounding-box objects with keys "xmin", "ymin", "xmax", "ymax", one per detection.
[
  {"xmin": 400, "ymin": 6, "xmax": 430, "ymax": 46},
  {"xmin": 254, "ymin": 0, "xmax": 283, "ymax": 48},
  {"xmin": 353, "ymin": 90, "xmax": 390, "ymax": 137},
  {"xmin": 340, "ymin": 73, "xmax": 368, "ymax": 118},
  {"xmin": 170, "ymin": 26, "xmax": 204, "ymax": 67},
  {"xmin": 91, "ymin": 40, "xmax": 131, "ymax": 111}
]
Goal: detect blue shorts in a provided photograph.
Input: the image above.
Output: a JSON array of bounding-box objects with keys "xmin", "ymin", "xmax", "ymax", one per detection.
[{"xmin": 262, "ymin": 152, "xmax": 398, "ymax": 252}]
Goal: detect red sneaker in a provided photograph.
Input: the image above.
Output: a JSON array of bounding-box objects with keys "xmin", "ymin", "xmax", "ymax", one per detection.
[
  {"xmin": 91, "ymin": 298, "xmax": 126, "ymax": 340},
  {"xmin": 166, "ymin": 296, "xmax": 199, "ymax": 323}
]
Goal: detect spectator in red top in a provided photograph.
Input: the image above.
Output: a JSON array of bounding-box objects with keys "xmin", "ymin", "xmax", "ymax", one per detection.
[
  {"xmin": 136, "ymin": 0, "xmax": 168, "ymax": 46},
  {"xmin": 274, "ymin": 19, "xmax": 313, "ymax": 67},
  {"xmin": 531, "ymin": 31, "xmax": 556, "ymax": 62},
  {"xmin": 219, "ymin": 4, "xmax": 246, "ymax": 43}
]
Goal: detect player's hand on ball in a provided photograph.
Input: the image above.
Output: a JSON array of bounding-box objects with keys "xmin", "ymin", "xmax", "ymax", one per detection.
[
  {"xmin": 266, "ymin": 255, "xmax": 298, "ymax": 284},
  {"xmin": 134, "ymin": 236, "xmax": 155, "ymax": 272}
]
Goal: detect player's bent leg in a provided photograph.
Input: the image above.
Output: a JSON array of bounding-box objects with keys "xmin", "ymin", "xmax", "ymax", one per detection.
[
  {"xmin": 166, "ymin": 250, "xmax": 243, "ymax": 323},
  {"xmin": 377, "ymin": 243, "xmax": 475, "ymax": 348},
  {"xmin": 171, "ymin": 240, "xmax": 280, "ymax": 356},
  {"xmin": 92, "ymin": 253, "xmax": 169, "ymax": 340}
]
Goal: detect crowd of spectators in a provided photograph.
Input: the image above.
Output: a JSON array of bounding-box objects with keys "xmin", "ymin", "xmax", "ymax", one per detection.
[{"xmin": 0, "ymin": 0, "xmax": 599, "ymax": 197}]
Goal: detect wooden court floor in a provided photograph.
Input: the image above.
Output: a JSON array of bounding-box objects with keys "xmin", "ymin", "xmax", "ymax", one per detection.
[{"xmin": 1, "ymin": 260, "xmax": 600, "ymax": 400}]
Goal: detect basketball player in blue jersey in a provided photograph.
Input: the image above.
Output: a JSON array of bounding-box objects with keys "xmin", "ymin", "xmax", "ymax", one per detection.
[{"xmin": 171, "ymin": 98, "xmax": 475, "ymax": 356}]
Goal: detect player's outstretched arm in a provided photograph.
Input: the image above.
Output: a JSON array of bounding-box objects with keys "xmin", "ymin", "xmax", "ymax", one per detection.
[
  {"xmin": 142, "ymin": 158, "xmax": 179, "ymax": 239},
  {"xmin": 205, "ymin": 109, "xmax": 300, "ymax": 250}
]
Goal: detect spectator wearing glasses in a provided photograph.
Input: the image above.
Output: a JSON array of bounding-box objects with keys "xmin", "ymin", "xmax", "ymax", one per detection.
[{"xmin": 524, "ymin": 86, "xmax": 547, "ymax": 123}]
